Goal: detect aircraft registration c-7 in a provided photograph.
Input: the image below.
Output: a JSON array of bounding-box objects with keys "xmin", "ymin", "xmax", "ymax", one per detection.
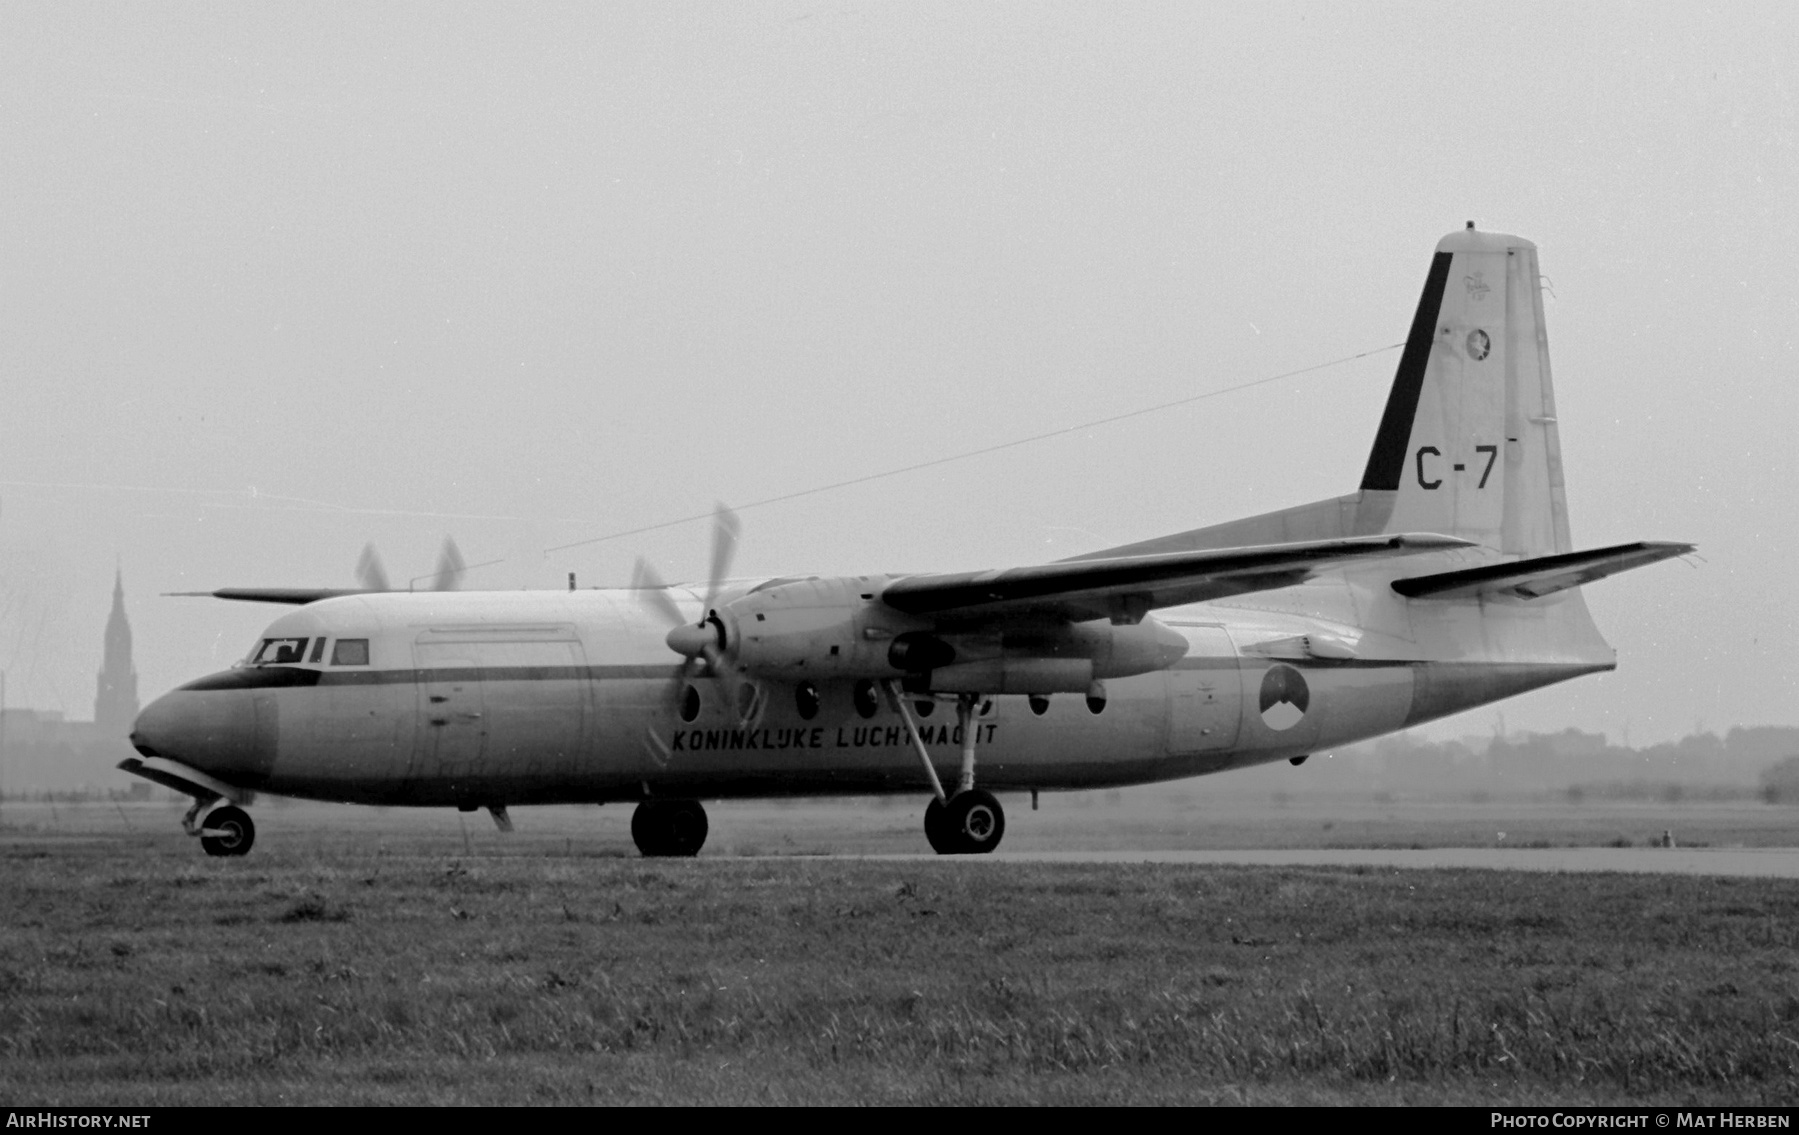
[{"xmin": 125, "ymin": 226, "xmax": 1692, "ymax": 858}]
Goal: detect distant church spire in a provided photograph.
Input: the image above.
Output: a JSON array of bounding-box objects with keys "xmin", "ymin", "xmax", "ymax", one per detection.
[{"xmin": 95, "ymin": 566, "xmax": 139, "ymax": 737}]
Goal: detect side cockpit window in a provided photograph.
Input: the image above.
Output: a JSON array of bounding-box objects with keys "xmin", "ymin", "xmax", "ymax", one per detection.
[
  {"xmin": 252, "ymin": 637, "xmax": 309, "ymax": 665},
  {"xmin": 331, "ymin": 638, "xmax": 371, "ymax": 666},
  {"xmin": 308, "ymin": 638, "xmax": 326, "ymax": 663}
]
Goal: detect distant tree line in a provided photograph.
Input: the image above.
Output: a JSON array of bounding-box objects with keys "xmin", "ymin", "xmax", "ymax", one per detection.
[{"xmin": 1258, "ymin": 725, "xmax": 1799, "ymax": 801}]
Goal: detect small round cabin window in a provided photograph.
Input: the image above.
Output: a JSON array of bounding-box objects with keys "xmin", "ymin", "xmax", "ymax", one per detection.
[{"xmin": 852, "ymin": 679, "xmax": 879, "ymax": 720}]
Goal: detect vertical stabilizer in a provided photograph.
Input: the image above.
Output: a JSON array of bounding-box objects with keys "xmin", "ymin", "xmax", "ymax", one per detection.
[
  {"xmin": 1360, "ymin": 226, "xmax": 1571, "ymax": 556},
  {"xmin": 1070, "ymin": 226, "xmax": 1578, "ymax": 563}
]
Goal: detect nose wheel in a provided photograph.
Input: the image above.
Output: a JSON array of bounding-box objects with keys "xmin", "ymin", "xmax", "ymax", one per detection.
[
  {"xmin": 199, "ymin": 805, "xmax": 256, "ymax": 857},
  {"xmin": 631, "ymin": 799, "xmax": 709, "ymax": 857}
]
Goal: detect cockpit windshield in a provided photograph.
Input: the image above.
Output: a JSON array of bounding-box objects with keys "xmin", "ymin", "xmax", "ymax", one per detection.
[{"xmin": 250, "ymin": 637, "xmax": 310, "ymax": 665}]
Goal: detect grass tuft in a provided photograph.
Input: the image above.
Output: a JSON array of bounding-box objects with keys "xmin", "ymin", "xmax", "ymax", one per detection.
[{"xmin": 277, "ymin": 894, "xmax": 351, "ymax": 924}]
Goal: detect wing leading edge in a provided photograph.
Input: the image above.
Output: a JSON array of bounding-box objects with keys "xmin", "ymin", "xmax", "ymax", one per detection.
[
  {"xmin": 880, "ymin": 533, "xmax": 1471, "ymax": 623},
  {"xmin": 169, "ymin": 588, "xmax": 373, "ymax": 605}
]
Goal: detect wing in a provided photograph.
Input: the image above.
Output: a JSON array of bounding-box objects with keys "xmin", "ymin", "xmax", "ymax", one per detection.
[
  {"xmin": 168, "ymin": 588, "xmax": 373, "ymax": 605},
  {"xmin": 1390, "ymin": 541, "xmax": 1693, "ymax": 600},
  {"xmin": 880, "ymin": 533, "xmax": 1471, "ymax": 623}
]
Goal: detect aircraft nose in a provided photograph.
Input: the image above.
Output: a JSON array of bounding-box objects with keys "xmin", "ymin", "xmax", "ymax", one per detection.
[{"xmin": 131, "ymin": 683, "xmax": 277, "ymax": 788}]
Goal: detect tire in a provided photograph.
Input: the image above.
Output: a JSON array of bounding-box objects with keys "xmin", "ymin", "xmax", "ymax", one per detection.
[
  {"xmin": 949, "ymin": 789, "xmax": 1005, "ymax": 854},
  {"xmin": 200, "ymin": 805, "xmax": 255, "ymax": 857},
  {"xmin": 632, "ymin": 799, "xmax": 708, "ymax": 857},
  {"xmin": 928, "ymin": 790, "xmax": 1006, "ymax": 855},
  {"xmin": 923, "ymin": 796, "xmax": 955, "ymax": 854}
]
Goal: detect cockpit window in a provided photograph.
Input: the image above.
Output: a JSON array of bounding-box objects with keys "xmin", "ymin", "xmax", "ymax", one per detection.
[
  {"xmin": 308, "ymin": 638, "xmax": 327, "ymax": 663},
  {"xmin": 252, "ymin": 637, "xmax": 309, "ymax": 665},
  {"xmin": 331, "ymin": 638, "xmax": 370, "ymax": 666}
]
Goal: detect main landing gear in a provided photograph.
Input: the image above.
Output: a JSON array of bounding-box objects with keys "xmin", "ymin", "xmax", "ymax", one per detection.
[
  {"xmin": 185, "ymin": 799, "xmax": 255, "ymax": 858},
  {"xmin": 886, "ymin": 681, "xmax": 1006, "ymax": 855},
  {"xmin": 632, "ymin": 798, "xmax": 709, "ymax": 857},
  {"xmin": 923, "ymin": 789, "xmax": 1005, "ymax": 855}
]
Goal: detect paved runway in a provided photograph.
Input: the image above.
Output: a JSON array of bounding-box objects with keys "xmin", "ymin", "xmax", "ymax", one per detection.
[{"xmin": 873, "ymin": 847, "xmax": 1799, "ymax": 877}]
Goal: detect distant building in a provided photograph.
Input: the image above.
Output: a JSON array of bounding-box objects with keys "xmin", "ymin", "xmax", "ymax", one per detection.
[
  {"xmin": 93, "ymin": 568, "xmax": 139, "ymax": 740},
  {"xmin": 1, "ymin": 570, "xmax": 143, "ymax": 796}
]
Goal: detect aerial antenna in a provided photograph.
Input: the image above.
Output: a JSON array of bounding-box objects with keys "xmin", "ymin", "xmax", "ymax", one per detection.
[{"xmin": 544, "ymin": 340, "xmax": 1405, "ymax": 558}]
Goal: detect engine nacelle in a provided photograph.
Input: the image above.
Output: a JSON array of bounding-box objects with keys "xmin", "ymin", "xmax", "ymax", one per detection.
[
  {"xmin": 921, "ymin": 620, "xmax": 1188, "ymax": 692},
  {"xmin": 925, "ymin": 657, "xmax": 1095, "ymax": 694},
  {"xmin": 722, "ymin": 576, "xmax": 1189, "ymax": 693},
  {"xmin": 724, "ymin": 575, "xmax": 919, "ymax": 679}
]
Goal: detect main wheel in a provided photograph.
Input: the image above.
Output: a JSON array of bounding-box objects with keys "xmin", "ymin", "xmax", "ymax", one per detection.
[
  {"xmin": 923, "ymin": 796, "xmax": 955, "ymax": 854},
  {"xmin": 200, "ymin": 805, "xmax": 255, "ymax": 857},
  {"xmin": 946, "ymin": 790, "xmax": 1005, "ymax": 854},
  {"xmin": 631, "ymin": 799, "xmax": 709, "ymax": 857},
  {"xmin": 925, "ymin": 790, "xmax": 1005, "ymax": 855}
]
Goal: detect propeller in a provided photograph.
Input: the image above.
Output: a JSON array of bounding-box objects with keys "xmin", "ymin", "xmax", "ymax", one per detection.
[
  {"xmin": 356, "ymin": 544, "xmax": 391, "ymax": 592},
  {"xmin": 633, "ymin": 504, "xmax": 764, "ymax": 725},
  {"xmin": 630, "ymin": 557, "xmax": 686, "ymax": 626},
  {"xmin": 356, "ymin": 536, "xmax": 466, "ymax": 593},
  {"xmin": 431, "ymin": 537, "xmax": 467, "ymax": 591}
]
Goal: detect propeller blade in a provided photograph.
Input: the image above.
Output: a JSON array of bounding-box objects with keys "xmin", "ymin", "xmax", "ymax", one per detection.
[
  {"xmin": 636, "ymin": 505, "xmax": 758, "ymax": 726},
  {"xmin": 432, "ymin": 537, "xmax": 466, "ymax": 591},
  {"xmin": 355, "ymin": 544, "xmax": 391, "ymax": 592},
  {"xmin": 631, "ymin": 557, "xmax": 688, "ymax": 629},
  {"xmin": 703, "ymin": 503, "xmax": 741, "ymax": 614}
]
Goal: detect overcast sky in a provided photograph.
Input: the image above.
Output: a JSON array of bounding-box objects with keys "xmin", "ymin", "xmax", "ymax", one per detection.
[{"xmin": 2, "ymin": 2, "xmax": 1793, "ymax": 745}]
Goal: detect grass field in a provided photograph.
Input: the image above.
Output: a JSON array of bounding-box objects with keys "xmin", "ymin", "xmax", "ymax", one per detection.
[{"xmin": 4, "ymin": 804, "xmax": 1799, "ymax": 1105}]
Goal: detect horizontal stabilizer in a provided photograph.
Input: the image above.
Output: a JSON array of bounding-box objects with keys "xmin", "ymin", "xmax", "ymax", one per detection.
[
  {"xmin": 882, "ymin": 532, "xmax": 1471, "ymax": 623},
  {"xmin": 168, "ymin": 588, "xmax": 372, "ymax": 605},
  {"xmin": 1390, "ymin": 541, "xmax": 1693, "ymax": 600}
]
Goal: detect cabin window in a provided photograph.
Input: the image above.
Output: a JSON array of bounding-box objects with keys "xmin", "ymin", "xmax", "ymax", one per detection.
[
  {"xmin": 852, "ymin": 679, "xmax": 879, "ymax": 720},
  {"xmin": 795, "ymin": 681, "xmax": 820, "ymax": 721},
  {"xmin": 252, "ymin": 638, "xmax": 309, "ymax": 665},
  {"xmin": 331, "ymin": 638, "xmax": 371, "ymax": 666},
  {"xmin": 308, "ymin": 639, "xmax": 327, "ymax": 663}
]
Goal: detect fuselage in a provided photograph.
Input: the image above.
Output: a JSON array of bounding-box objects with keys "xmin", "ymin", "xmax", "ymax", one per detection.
[{"xmin": 130, "ymin": 555, "xmax": 1615, "ymax": 808}]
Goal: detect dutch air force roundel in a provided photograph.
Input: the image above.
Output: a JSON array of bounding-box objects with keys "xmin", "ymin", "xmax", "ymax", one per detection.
[{"xmin": 1258, "ymin": 664, "xmax": 1310, "ymax": 731}]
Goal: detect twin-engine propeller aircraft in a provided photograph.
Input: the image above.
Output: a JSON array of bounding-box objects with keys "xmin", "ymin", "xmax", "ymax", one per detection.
[{"xmin": 126, "ymin": 226, "xmax": 1691, "ymax": 858}]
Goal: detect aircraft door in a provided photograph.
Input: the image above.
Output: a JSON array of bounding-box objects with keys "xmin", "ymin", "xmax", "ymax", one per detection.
[
  {"xmin": 468, "ymin": 637, "xmax": 592, "ymax": 785},
  {"xmin": 413, "ymin": 642, "xmax": 487, "ymax": 785},
  {"xmin": 1164, "ymin": 625, "xmax": 1241, "ymax": 754},
  {"xmin": 413, "ymin": 626, "xmax": 593, "ymax": 798}
]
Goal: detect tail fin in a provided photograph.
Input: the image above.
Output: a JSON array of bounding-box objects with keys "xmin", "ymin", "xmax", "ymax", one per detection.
[
  {"xmin": 1359, "ymin": 225, "xmax": 1571, "ymax": 556},
  {"xmin": 1075, "ymin": 225, "xmax": 1576, "ymax": 561}
]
